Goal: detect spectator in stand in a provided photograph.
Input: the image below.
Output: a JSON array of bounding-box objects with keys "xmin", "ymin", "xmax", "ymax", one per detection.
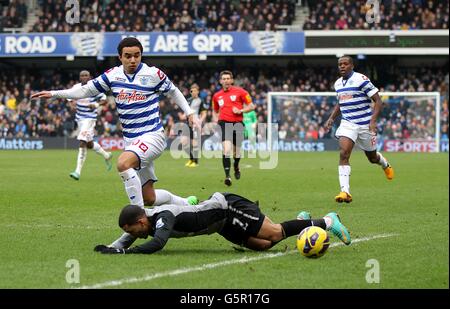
[
  {"xmin": 0, "ymin": 63, "xmax": 448, "ymax": 142},
  {"xmin": 303, "ymin": 0, "xmax": 448, "ymax": 30}
]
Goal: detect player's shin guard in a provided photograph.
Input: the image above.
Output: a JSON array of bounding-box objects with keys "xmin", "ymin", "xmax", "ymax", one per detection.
[
  {"xmin": 222, "ymin": 155, "xmax": 231, "ymax": 177},
  {"xmin": 92, "ymin": 142, "xmax": 109, "ymax": 159},
  {"xmin": 119, "ymin": 168, "xmax": 144, "ymax": 207},
  {"xmin": 376, "ymin": 152, "xmax": 389, "ymax": 169},
  {"xmin": 280, "ymin": 219, "xmax": 327, "ymax": 238},
  {"xmin": 75, "ymin": 147, "xmax": 87, "ymax": 174},
  {"xmin": 338, "ymin": 165, "xmax": 351, "ymax": 193},
  {"xmin": 154, "ymin": 189, "xmax": 189, "ymax": 206}
]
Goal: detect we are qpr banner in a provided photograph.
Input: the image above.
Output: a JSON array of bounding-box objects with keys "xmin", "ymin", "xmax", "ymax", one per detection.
[{"xmin": 0, "ymin": 31, "xmax": 305, "ymax": 57}]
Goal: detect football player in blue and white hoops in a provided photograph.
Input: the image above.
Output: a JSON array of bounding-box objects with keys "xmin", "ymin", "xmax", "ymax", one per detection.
[
  {"xmin": 325, "ymin": 55, "xmax": 394, "ymax": 204},
  {"xmin": 32, "ymin": 37, "xmax": 200, "ymax": 210},
  {"xmin": 68, "ymin": 70, "xmax": 112, "ymax": 181}
]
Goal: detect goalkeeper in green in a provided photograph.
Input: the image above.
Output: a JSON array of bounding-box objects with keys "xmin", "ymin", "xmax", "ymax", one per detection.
[{"xmin": 243, "ymin": 110, "xmax": 257, "ymax": 153}]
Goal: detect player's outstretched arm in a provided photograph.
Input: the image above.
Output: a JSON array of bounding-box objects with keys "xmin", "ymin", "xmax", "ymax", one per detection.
[
  {"xmin": 166, "ymin": 86, "xmax": 193, "ymax": 115},
  {"xmin": 31, "ymin": 82, "xmax": 100, "ymax": 100},
  {"xmin": 94, "ymin": 213, "xmax": 175, "ymax": 255},
  {"xmin": 165, "ymin": 86, "xmax": 202, "ymax": 128},
  {"xmin": 30, "ymin": 91, "xmax": 53, "ymax": 99}
]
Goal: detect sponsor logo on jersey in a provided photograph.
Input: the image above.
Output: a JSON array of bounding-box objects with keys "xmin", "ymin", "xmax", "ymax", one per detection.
[
  {"xmin": 230, "ymin": 95, "xmax": 236, "ymax": 101},
  {"xmin": 139, "ymin": 76, "xmax": 150, "ymax": 85},
  {"xmin": 116, "ymin": 90, "xmax": 147, "ymax": 103},
  {"xmin": 339, "ymin": 94, "xmax": 353, "ymax": 100},
  {"xmin": 115, "ymin": 77, "xmax": 126, "ymax": 82}
]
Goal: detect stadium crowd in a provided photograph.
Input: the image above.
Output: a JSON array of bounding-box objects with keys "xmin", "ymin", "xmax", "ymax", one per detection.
[
  {"xmin": 1, "ymin": 64, "xmax": 448, "ymax": 141},
  {"xmin": 303, "ymin": 0, "xmax": 449, "ymax": 30},
  {"xmin": 30, "ymin": 0, "xmax": 296, "ymax": 33},
  {"xmin": 2, "ymin": 0, "xmax": 449, "ymax": 32},
  {"xmin": 0, "ymin": 0, "xmax": 27, "ymax": 31}
]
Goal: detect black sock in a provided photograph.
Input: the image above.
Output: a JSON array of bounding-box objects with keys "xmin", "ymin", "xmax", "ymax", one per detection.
[
  {"xmin": 183, "ymin": 144, "xmax": 191, "ymax": 158},
  {"xmin": 222, "ymin": 156, "xmax": 231, "ymax": 177},
  {"xmin": 233, "ymin": 157, "xmax": 240, "ymax": 170},
  {"xmin": 193, "ymin": 149, "xmax": 198, "ymax": 163},
  {"xmin": 189, "ymin": 150, "xmax": 194, "ymax": 161},
  {"xmin": 280, "ymin": 219, "xmax": 326, "ymax": 238}
]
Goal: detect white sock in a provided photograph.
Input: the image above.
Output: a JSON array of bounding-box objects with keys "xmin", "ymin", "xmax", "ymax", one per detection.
[
  {"xmin": 119, "ymin": 168, "xmax": 144, "ymax": 207},
  {"xmin": 75, "ymin": 147, "xmax": 87, "ymax": 174},
  {"xmin": 323, "ymin": 216, "xmax": 333, "ymax": 230},
  {"xmin": 154, "ymin": 189, "xmax": 188, "ymax": 206},
  {"xmin": 92, "ymin": 142, "xmax": 110, "ymax": 159},
  {"xmin": 376, "ymin": 152, "xmax": 389, "ymax": 169},
  {"xmin": 338, "ymin": 165, "xmax": 351, "ymax": 194}
]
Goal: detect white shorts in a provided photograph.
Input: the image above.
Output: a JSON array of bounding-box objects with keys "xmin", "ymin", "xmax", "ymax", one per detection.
[
  {"xmin": 125, "ymin": 130, "xmax": 167, "ymax": 185},
  {"xmin": 76, "ymin": 119, "xmax": 96, "ymax": 142},
  {"xmin": 335, "ymin": 120, "xmax": 377, "ymax": 152}
]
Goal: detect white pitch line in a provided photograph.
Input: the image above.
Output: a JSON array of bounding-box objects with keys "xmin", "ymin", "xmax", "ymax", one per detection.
[
  {"xmin": 78, "ymin": 233, "xmax": 397, "ymax": 289},
  {"xmin": 1, "ymin": 223, "xmax": 114, "ymax": 230}
]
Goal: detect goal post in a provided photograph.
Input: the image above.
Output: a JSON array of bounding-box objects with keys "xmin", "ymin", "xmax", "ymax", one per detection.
[{"xmin": 267, "ymin": 91, "xmax": 441, "ymax": 152}]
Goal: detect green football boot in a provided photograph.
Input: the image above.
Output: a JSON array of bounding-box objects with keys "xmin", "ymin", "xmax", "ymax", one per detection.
[
  {"xmin": 187, "ymin": 196, "xmax": 199, "ymax": 205},
  {"xmin": 69, "ymin": 171, "xmax": 80, "ymax": 181},
  {"xmin": 105, "ymin": 152, "xmax": 113, "ymax": 171},
  {"xmin": 324, "ymin": 212, "xmax": 351, "ymax": 245},
  {"xmin": 297, "ymin": 211, "xmax": 311, "ymax": 220}
]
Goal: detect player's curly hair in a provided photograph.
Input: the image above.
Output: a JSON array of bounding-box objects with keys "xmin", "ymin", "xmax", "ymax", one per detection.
[{"xmin": 118, "ymin": 205, "xmax": 146, "ymax": 228}]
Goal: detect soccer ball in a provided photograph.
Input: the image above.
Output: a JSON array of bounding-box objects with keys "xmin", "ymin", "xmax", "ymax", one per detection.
[{"xmin": 296, "ymin": 226, "xmax": 330, "ymax": 258}]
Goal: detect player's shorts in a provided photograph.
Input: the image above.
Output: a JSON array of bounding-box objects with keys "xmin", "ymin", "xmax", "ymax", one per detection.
[
  {"xmin": 124, "ymin": 130, "xmax": 167, "ymax": 185},
  {"xmin": 76, "ymin": 119, "xmax": 96, "ymax": 142},
  {"xmin": 218, "ymin": 120, "xmax": 245, "ymax": 146},
  {"xmin": 335, "ymin": 119, "xmax": 377, "ymax": 152},
  {"xmin": 218, "ymin": 193, "xmax": 266, "ymax": 246}
]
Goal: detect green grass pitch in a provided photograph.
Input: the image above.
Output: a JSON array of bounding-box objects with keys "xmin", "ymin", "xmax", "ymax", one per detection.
[{"xmin": 0, "ymin": 150, "xmax": 448, "ymax": 288}]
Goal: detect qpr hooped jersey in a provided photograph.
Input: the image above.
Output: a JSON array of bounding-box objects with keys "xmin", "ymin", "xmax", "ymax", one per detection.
[
  {"xmin": 89, "ymin": 63, "xmax": 173, "ymax": 141},
  {"xmin": 334, "ymin": 71, "xmax": 379, "ymax": 126},
  {"xmin": 73, "ymin": 83, "xmax": 106, "ymax": 121}
]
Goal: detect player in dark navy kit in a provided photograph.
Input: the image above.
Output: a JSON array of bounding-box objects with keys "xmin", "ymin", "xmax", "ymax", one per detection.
[
  {"xmin": 184, "ymin": 83, "xmax": 208, "ymax": 168},
  {"xmin": 212, "ymin": 70, "xmax": 255, "ymax": 186},
  {"xmin": 94, "ymin": 192, "xmax": 351, "ymax": 254}
]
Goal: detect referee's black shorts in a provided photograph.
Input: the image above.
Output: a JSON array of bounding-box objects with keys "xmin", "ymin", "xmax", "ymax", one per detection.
[
  {"xmin": 218, "ymin": 120, "xmax": 245, "ymax": 146},
  {"xmin": 218, "ymin": 193, "xmax": 266, "ymax": 246}
]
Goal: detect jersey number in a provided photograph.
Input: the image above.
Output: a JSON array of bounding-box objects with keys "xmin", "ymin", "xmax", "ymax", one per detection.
[
  {"xmin": 132, "ymin": 139, "xmax": 149, "ymax": 153},
  {"xmin": 232, "ymin": 218, "xmax": 248, "ymax": 231}
]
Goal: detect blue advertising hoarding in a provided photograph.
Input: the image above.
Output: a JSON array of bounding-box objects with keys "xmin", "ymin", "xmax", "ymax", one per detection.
[{"xmin": 0, "ymin": 31, "xmax": 304, "ymax": 57}]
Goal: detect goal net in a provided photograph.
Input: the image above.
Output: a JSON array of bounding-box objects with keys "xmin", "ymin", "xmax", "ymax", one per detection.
[{"xmin": 267, "ymin": 92, "xmax": 442, "ymax": 152}]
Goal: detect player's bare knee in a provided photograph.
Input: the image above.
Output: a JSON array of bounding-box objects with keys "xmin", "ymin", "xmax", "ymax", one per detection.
[{"xmin": 117, "ymin": 159, "xmax": 135, "ymax": 172}]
